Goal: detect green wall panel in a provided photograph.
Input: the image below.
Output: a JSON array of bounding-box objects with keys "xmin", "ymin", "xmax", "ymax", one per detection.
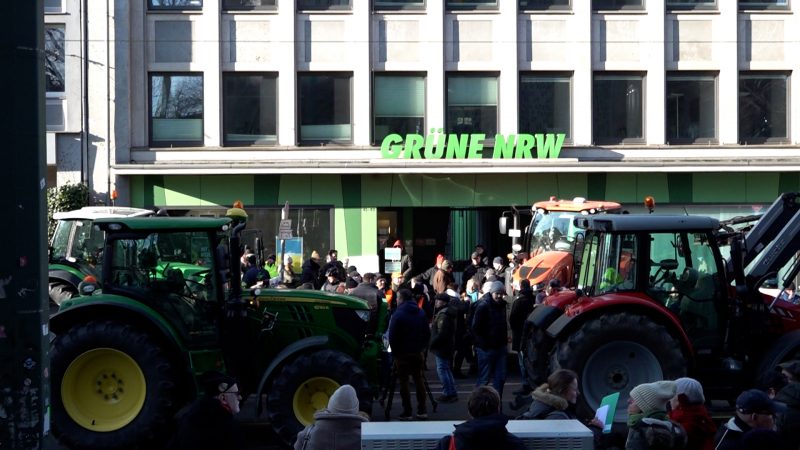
[
  {"xmin": 745, "ymin": 173, "xmax": 779, "ymax": 203},
  {"xmin": 360, "ymin": 208, "xmax": 377, "ymax": 258},
  {"xmin": 130, "ymin": 176, "xmax": 144, "ymax": 208},
  {"xmin": 254, "ymin": 175, "xmax": 281, "ymax": 206},
  {"xmin": 693, "ymin": 173, "xmax": 746, "ymax": 203},
  {"xmin": 362, "ymin": 175, "xmax": 394, "ymax": 207},
  {"xmin": 526, "ymin": 173, "xmax": 559, "ymax": 202},
  {"xmin": 667, "ymin": 173, "xmax": 692, "ymax": 204},
  {"xmin": 339, "ymin": 176, "xmax": 362, "ymax": 256},
  {"xmin": 779, "ymin": 173, "xmax": 800, "ymax": 194},
  {"xmin": 475, "ymin": 174, "xmax": 527, "ymax": 206},
  {"xmin": 312, "ymin": 175, "xmax": 344, "ymax": 206},
  {"xmin": 637, "ymin": 173, "xmax": 669, "ymax": 206},
  {"xmin": 422, "ymin": 174, "xmax": 475, "ymax": 207},
  {"xmin": 199, "ymin": 175, "xmax": 254, "ymax": 207},
  {"xmin": 279, "ymin": 175, "xmax": 312, "ymax": 204},
  {"xmin": 587, "ymin": 173, "xmax": 607, "ymax": 200},
  {"xmin": 163, "ymin": 176, "xmax": 202, "ymax": 206},
  {"xmin": 556, "ymin": 174, "xmax": 588, "ymax": 200},
  {"xmin": 605, "ymin": 173, "xmax": 638, "ymax": 203},
  {"xmin": 151, "ymin": 176, "xmax": 166, "ymax": 206},
  {"xmin": 391, "ymin": 175, "xmax": 423, "ymax": 207}
]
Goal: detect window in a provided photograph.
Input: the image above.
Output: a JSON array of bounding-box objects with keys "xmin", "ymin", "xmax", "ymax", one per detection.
[
  {"xmin": 298, "ymin": 73, "xmax": 352, "ymax": 144},
  {"xmin": 148, "ymin": 0, "xmax": 203, "ymax": 10},
  {"xmin": 373, "ymin": 74, "xmax": 425, "ymax": 145},
  {"xmin": 446, "ymin": 74, "xmax": 498, "ymax": 140},
  {"xmin": 45, "ymin": 0, "xmax": 63, "ymax": 13},
  {"xmin": 447, "ymin": 0, "xmax": 498, "ymax": 10},
  {"xmin": 45, "ymin": 25, "xmax": 65, "ymax": 93},
  {"xmin": 739, "ymin": 73, "xmax": 788, "ymax": 144},
  {"xmin": 150, "ymin": 73, "xmax": 204, "ymax": 147},
  {"xmin": 592, "ymin": 0, "xmax": 643, "ymax": 10},
  {"xmin": 297, "ymin": 0, "xmax": 351, "ymax": 10},
  {"xmin": 666, "ymin": 0, "xmax": 716, "ymax": 10},
  {"xmin": 739, "ymin": 0, "xmax": 788, "ymax": 10},
  {"xmin": 519, "ymin": 73, "xmax": 571, "ymax": 139},
  {"xmin": 519, "ymin": 0, "xmax": 571, "ymax": 10},
  {"xmin": 223, "ymin": 0, "xmax": 276, "ymax": 10},
  {"xmin": 373, "ymin": 0, "xmax": 425, "ymax": 10},
  {"xmin": 223, "ymin": 73, "xmax": 277, "ymax": 146},
  {"xmin": 666, "ymin": 72, "xmax": 716, "ymax": 144},
  {"xmin": 593, "ymin": 73, "xmax": 644, "ymax": 144}
]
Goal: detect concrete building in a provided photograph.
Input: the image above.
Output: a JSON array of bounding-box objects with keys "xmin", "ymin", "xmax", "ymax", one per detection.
[{"xmin": 47, "ymin": 0, "xmax": 800, "ymax": 273}]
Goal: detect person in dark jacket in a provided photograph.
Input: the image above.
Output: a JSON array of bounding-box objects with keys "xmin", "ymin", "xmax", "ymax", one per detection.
[
  {"xmin": 715, "ymin": 388, "xmax": 786, "ymax": 450},
  {"xmin": 392, "ymin": 240, "xmax": 413, "ymax": 281},
  {"xmin": 626, "ymin": 380, "xmax": 687, "ymax": 450},
  {"xmin": 432, "ymin": 260, "xmax": 455, "ymax": 295},
  {"xmin": 433, "ymin": 386, "xmax": 524, "ymax": 450},
  {"xmin": 668, "ymin": 377, "xmax": 716, "ymax": 450},
  {"xmin": 387, "ymin": 288, "xmax": 430, "ymax": 420},
  {"xmin": 508, "ymin": 279, "xmax": 535, "ymax": 396},
  {"xmin": 518, "ymin": 369, "xmax": 579, "ymax": 420},
  {"xmin": 775, "ymin": 360, "xmax": 800, "ymax": 449},
  {"xmin": 430, "ymin": 293, "xmax": 458, "ymax": 403},
  {"xmin": 167, "ymin": 371, "xmax": 244, "ymax": 450},
  {"xmin": 471, "ymin": 281, "xmax": 509, "ymax": 398},
  {"xmin": 300, "ymin": 251, "xmax": 322, "ymax": 288},
  {"xmin": 320, "ymin": 267, "xmax": 342, "ymax": 293},
  {"xmin": 320, "ymin": 249, "xmax": 346, "ymax": 284},
  {"xmin": 461, "ymin": 252, "xmax": 485, "ymax": 294},
  {"xmin": 419, "ymin": 254, "xmax": 444, "ymax": 290},
  {"xmin": 293, "ymin": 384, "xmax": 367, "ymax": 450},
  {"xmin": 349, "ymin": 272, "xmax": 385, "ymax": 335}
]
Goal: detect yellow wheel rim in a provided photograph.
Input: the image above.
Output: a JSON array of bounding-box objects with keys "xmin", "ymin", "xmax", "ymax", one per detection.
[
  {"xmin": 61, "ymin": 348, "xmax": 146, "ymax": 432},
  {"xmin": 292, "ymin": 377, "xmax": 340, "ymax": 426}
]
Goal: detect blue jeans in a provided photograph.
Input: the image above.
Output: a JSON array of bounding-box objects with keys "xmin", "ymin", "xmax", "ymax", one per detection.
[
  {"xmin": 475, "ymin": 347, "xmax": 507, "ymax": 398},
  {"xmin": 518, "ymin": 351, "xmax": 531, "ymax": 390},
  {"xmin": 435, "ymin": 355, "xmax": 457, "ymax": 397}
]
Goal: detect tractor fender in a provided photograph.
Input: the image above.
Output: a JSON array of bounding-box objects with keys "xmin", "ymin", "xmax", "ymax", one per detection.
[
  {"xmin": 756, "ymin": 329, "xmax": 800, "ymax": 376},
  {"xmin": 49, "ymin": 269, "xmax": 83, "ymax": 288},
  {"xmin": 255, "ymin": 335, "xmax": 330, "ymax": 415},
  {"xmin": 527, "ymin": 304, "xmax": 564, "ymax": 330}
]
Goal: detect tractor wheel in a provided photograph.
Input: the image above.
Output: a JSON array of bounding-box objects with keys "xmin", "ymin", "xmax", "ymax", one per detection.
[
  {"xmin": 551, "ymin": 313, "xmax": 686, "ymax": 423},
  {"xmin": 521, "ymin": 325, "xmax": 550, "ymax": 387},
  {"xmin": 267, "ymin": 349, "xmax": 372, "ymax": 445},
  {"xmin": 756, "ymin": 330, "xmax": 800, "ymax": 381},
  {"xmin": 51, "ymin": 321, "xmax": 179, "ymax": 450},
  {"xmin": 49, "ymin": 281, "xmax": 77, "ymax": 307}
]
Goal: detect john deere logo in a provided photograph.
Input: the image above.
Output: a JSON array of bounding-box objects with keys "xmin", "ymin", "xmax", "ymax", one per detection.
[{"xmin": 380, "ymin": 132, "xmax": 565, "ymax": 160}]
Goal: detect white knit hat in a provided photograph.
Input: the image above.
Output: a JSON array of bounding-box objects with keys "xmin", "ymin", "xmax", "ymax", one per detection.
[
  {"xmin": 674, "ymin": 377, "xmax": 705, "ymax": 404},
  {"xmin": 327, "ymin": 384, "xmax": 359, "ymax": 415},
  {"xmin": 629, "ymin": 380, "xmax": 677, "ymax": 414}
]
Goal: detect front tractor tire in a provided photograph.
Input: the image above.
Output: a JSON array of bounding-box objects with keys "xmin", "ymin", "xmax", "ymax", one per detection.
[
  {"xmin": 51, "ymin": 321, "xmax": 180, "ymax": 450},
  {"xmin": 267, "ymin": 349, "xmax": 372, "ymax": 445},
  {"xmin": 551, "ymin": 313, "xmax": 686, "ymax": 423}
]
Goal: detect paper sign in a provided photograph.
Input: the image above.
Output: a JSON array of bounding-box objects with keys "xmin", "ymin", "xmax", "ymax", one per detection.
[
  {"xmin": 594, "ymin": 392, "xmax": 619, "ymax": 434},
  {"xmin": 384, "ymin": 247, "xmax": 401, "ymax": 261}
]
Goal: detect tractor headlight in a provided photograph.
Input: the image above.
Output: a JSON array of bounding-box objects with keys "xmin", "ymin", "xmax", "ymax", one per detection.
[{"xmin": 355, "ymin": 310, "xmax": 370, "ymax": 322}]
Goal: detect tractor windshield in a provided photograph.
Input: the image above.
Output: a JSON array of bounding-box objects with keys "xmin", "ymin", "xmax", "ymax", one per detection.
[
  {"xmin": 50, "ymin": 219, "xmax": 105, "ymax": 279},
  {"xmin": 526, "ymin": 212, "xmax": 579, "ymax": 257},
  {"xmin": 577, "ymin": 232, "xmax": 638, "ymax": 296}
]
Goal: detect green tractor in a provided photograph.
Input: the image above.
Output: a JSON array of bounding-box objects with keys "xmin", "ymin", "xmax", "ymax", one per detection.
[{"xmin": 49, "ymin": 208, "xmax": 386, "ymax": 449}]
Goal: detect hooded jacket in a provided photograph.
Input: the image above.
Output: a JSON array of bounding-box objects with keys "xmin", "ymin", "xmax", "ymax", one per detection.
[
  {"xmin": 471, "ymin": 293, "xmax": 509, "ymax": 350},
  {"xmin": 293, "ymin": 408, "xmax": 366, "ymax": 450},
  {"xmin": 429, "ymin": 300, "xmax": 457, "ymax": 358},
  {"xmin": 668, "ymin": 403, "xmax": 716, "ymax": 450},
  {"xmin": 433, "ymin": 413, "xmax": 525, "ymax": 450},
  {"xmin": 300, "ymin": 258, "xmax": 321, "ymax": 288},
  {"xmin": 713, "ymin": 416, "xmax": 751, "ymax": 450},
  {"xmin": 508, "ymin": 288, "xmax": 535, "ymax": 351},
  {"xmin": 518, "ymin": 383, "xmax": 576, "ymax": 420},
  {"xmin": 387, "ymin": 300, "xmax": 430, "ymax": 355},
  {"xmin": 776, "ymin": 381, "xmax": 800, "ymax": 448}
]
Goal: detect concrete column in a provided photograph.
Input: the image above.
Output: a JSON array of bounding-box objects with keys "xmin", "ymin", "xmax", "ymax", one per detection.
[
  {"xmin": 352, "ymin": 0, "xmax": 371, "ymax": 146},
  {"xmin": 718, "ymin": 1, "xmax": 739, "ymax": 145},
  {"xmin": 645, "ymin": 0, "xmax": 665, "ymax": 145},
  {"xmin": 426, "ymin": 2, "xmax": 445, "ymax": 133},
  {"xmin": 278, "ymin": 0, "xmax": 297, "ymax": 146},
  {"xmin": 498, "ymin": 0, "xmax": 518, "ymax": 135},
  {"xmin": 573, "ymin": 1, "xmax": 592, "ymax": 145},
  {"xmin": 201, "ymin": 0, "xmax": 221, "ymax": 147}
]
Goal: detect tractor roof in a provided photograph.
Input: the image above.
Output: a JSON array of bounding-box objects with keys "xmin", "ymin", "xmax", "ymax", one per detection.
[
  {"xmin": 574, "ymin": 214, "xmax": 720, "ymax": 232},
  {"xmin": 93, "ymin": 216, "xmax": 232, "ymax": 232},
  {"xmin": 53, "ymin": 206, "xmax": 154, "ymax": 220},
  {"xmin": 532, "ymin": 197, "xmax": 622, "ymax": 213}
]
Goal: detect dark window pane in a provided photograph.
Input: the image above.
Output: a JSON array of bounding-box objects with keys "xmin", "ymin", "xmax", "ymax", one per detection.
[
  {"xmin": 446, "ymin": 75, "xmax": 498, "ymax": 138},
  {"xmin": 667, "ymin": 0, "xmax": 716, "ymax": 9},
  {"xmin": 519, "ymin": 74, "xmax": 571, "ymax": 138},
  {"xmin": 593, "ymin": 74, "xmax": 643, "ymax": 144},
  {"xmin": 299, "ymin": 73, "xmax": 352, "ymax": 143},
  {"xmin": 739, "ymin": 0, "xmax": 788, "ymax": 9},
  {"xmin": 373, "ymin": 0, "xmax": 424, "ymax": 9},
  {"xmin": 593, "ymin": 0, "xmax": 643, "ymax": 10},
  {"xmin": 739, "ymin": 74, "xmax": 788, "ymax": 144},
  {"xmin": 666, "ymin": 73, "xmax": 716, "ymax": 144},
  {"xmin": 150, "ymin": 74, "xmax": 204, "ymax": 146},
  {"xmin": 45, "ymin": 26, "xmax": 65, "ymax": 93},
  {"xmin": 298, "ymin": 0, "xmax": 351, "ymax": 9},
  {"xmin": 447, "ymin": 0, "xmax": 498, "ymax": 10},
  {"xmin": 223, "ymin": 0, "xmax": 276, "ymax": 9},
  {"xmin": 519, "ymin": 0, "xmax": 570, "ymax": 10},
  {"xmin": 149, "ymin": 0, "xmax": 203, "ymax": 9},
  {"xmin": 373, "ymin": 74, "xmax": 425, "ymax": 144},
  {"xmin": 223, "ymin": 73, "xmax": 277, "ymax": 146}
]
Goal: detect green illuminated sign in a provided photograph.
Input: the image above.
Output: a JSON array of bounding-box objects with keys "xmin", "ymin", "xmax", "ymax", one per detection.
[{"xmin": 380, "ymin": 132, "xmax": 565, "ymax": 159}]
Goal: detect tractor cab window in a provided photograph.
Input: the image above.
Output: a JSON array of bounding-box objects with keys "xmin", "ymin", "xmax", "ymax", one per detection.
[
  {"xmin": 50, "ymin": 220, "xmax": 104, "ymax": 279},
  {"xmin": 578, "ymin": 232, "xmax": 638, "ymax": 295},
  {"xmin": 528, "ymin": 212, "xmax": 579, "ymax": 256}
]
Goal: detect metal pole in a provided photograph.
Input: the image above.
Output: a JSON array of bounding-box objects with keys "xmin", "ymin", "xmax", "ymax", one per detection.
[
  {"xmin": 0, "ymin": 1, "xmax": 50, "ymax": 448},
  {"xmin": 279, "ymin": 201, "xmax": 288, "ymax": 283}
]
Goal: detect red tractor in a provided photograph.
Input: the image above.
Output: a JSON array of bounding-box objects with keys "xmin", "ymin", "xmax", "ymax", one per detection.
[{"xmin": 522, "ymin": 193, "xmax": 800, "ymax": 422}]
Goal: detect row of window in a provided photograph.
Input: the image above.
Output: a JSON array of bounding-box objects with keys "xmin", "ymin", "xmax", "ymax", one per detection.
[
  {"xmin": 148, "ymin": 71, "xmax": 789, "ymax": 148},
  {"xmin": 147, "ymin": 0, "xmax": 787, "ymax": 11}
]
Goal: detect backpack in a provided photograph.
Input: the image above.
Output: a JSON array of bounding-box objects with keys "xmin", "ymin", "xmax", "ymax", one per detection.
[{"xmin": 639, "ymin": 418, "xmax": 687, "ymax": 450}]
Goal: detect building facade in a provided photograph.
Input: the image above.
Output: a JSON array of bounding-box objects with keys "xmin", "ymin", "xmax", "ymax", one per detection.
[{"xmin": 48, "ymin": 0, "xmax": 800, "ymax": 273}]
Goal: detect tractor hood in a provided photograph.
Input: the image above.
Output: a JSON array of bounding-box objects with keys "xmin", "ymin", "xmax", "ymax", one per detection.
[
  {"xmin": 514, "ymin": 251, "xmax": 572, "ymax": 289},
  {"xmin": 247, "ymin": 288, "xmax": 370, "ymax": 310}
]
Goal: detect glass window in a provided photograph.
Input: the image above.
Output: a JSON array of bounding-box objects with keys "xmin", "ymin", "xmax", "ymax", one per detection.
[
  {"xmin": 45, "ymin": 0, "xmax": 63, "ymax": 13},
  {"xmin": 577, "ymin": 233, "xmax": 638, "ymax": 295},
  {"xmin": 519, "ymin": 0, "xmax": 570, "ymax": 10},
  {"xmin": 593, "ymin": 73, "xmax": 644, "ymax": 144},
  {"xmin": 592, "ymin": 0, "xmax": 643, "ymax": 10},
  {"xmin": 223, "ymin": 0, "xmax": 277, "ymax": 10},
  {"xmin": 223, "ymin": 73, "xmax": 278, "ymax": 146},
  {"xmin": 150, "ymin": 73, "xmax": 204, "ymax": 147},
  {"xmin": 45, "ymin": 25, "xmax": 65, "ymax": 93},
  {"xmin": 519, "ymin": 73, "xmax": 571, "ymax": 139},
  {"xmin": 447, "ymin": 0, "xmax": 498, "ymax": 10},
  {"xmin": 297, "ymin": 0, "xmax": 351, "ymax": 10},
  {"xmin": 666, "ymin": 72, "xmax": 716, "ymax": 144},
  {"xmin": 373, "ymin": 74, "xmax": 425, "ymax": 145},
  {"xmin": 739, "ymin": 73, "xmax": 788, "ymax": 144},
  {"xmin": 298, "ymin": 73, "xmax": 352, "ymax": 144},
  {"xmin": 739, "ymin": 0, "xmax": 788, "ymax": 10},
  {"xmin": 148, "ymin": 0, "xmax": 203, "ymax": 10},
  {"xmin": 373, "ymin": 0, "xmax": 425, "ymax": 10},
  {"xmin": 446, "ymin": 74, "xmax": 498, "ymax": 139},
  {"xmin": 667, "ymin": 0, "xmax": 716, "ymax": 10}
]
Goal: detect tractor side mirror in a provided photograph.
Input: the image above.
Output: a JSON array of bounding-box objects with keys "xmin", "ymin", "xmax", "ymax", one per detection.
[
  {"xmin": 499, "ymin": 216, "xmax": 508, "ymax": 235},
  {"xmin": 660, "ymin": 259, "xmax": 679, "ymax": 271}
]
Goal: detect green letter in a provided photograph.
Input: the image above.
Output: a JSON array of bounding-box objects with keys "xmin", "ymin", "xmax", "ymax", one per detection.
[
  {"xmin": 380, "ymin": 134, "xmax": 403, "ymax": 159},
  {"xmin": 405, "ymin": 134, "xmax": 424, "ymax": 159},
  {"xmin": 424, "ymin": 129, "xmax": 445, "ymax": 159},
  {"xmin": 515, "ymin": 134, "xmax": 534, "ymax": 158},
  {"xmin": 493, "ymin": 134, "xmax": 516, "ymax": 159},
  {"xmin": 535, "ymin": 133, "xmax": 565, "ymax": 159},
  {"xmin": 467, "ymin": 134, "xmax": 485, "ymax": 159},
  {"xmin": 445, "ymin": 134, "xmax": 468, "ymax": 159}
]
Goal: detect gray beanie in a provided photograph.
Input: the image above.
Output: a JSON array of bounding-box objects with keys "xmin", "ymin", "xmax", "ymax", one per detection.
[
  {"xmin": 489, "ymin": 281, "xmax": 505, "ymax": 294},
  {"xmin": 327, "ymin": 384, "xmax": 359, "ymax": 415},
  {"xmin": 629, "ymin": 380, "xmax": 677, "ymax": 414},
  {"xmin": 674, "ymin": 377, "xmax": 705, "ymax": 404}
]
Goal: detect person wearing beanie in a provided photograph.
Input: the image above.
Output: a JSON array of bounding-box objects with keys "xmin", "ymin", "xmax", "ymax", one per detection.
[
  {"xmin": 294, "ymin": 384, "xmax": 367, "ymax": 450},
  {"xmin": 461, "ymin": 251, "xmax": 486, "ymax": 294},
  {"xmin": 419, "ymin": 254, "xmax": 445, "ymax": 288},
  {"xmin": 626, "ymin": 380, "xmax": 687, "ymax": 450},
  {"xmin": 668, "ymin": 377, "xmax": 716, "ymax": 450},
  {"xmin": 301, "ymin": 250, "xmax": 323, "ymax": 288},
  {"xmin": 388, "ymin": 288, "xmax": 431, "ymax": 420},
  {"xmin": 432, "ymin": 259, "xmax": 455, "ymax": 295},
  {"xmin": 471, "ymin": 280, "xmax": 510, "ymax": 397}
]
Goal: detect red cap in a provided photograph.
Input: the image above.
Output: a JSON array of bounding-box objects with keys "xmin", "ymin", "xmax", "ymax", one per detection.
[
  {"xmin": 393, "ymin": 240, "xmax": 402, "ymax": 248},
  {"xmin": 436, "ymin": 254, "xmax": 445, "ymax": 264}
]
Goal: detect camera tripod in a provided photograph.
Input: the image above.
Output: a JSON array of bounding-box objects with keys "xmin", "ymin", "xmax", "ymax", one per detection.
[{"xmin": 378, "ymin": 360, "xmax": 438, "ymax": 420}]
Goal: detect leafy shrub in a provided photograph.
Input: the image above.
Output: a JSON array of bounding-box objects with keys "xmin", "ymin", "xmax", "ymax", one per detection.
[{"xmin": 47, "ymin": 183, "xmax": 90, "ymax": 239}]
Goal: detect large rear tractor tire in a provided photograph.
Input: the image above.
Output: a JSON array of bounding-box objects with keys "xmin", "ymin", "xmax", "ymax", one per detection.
[
  {"xmin": 521, "ymin": 325, "xmax": 550, "ymax": 387},
  {"xmin": 551, "ymin": 313, "xmax": 686, "ymax": 423},
  {"xmin": 267, "ymin": 349, "xmax": 372, "ymax": 445},
  {"xmin": 51, "ymin": 321, "xmax": 180, "ymax": 450}
]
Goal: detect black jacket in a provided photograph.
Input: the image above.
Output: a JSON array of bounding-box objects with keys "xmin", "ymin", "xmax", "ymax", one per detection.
[
  {"xmin": 429, "ymin": 302, "xmax": 457, "ymax": 359},
  {"xmin": 433, "ymin": 413, "xmax": 524, "ymax": 450},
  {"xmin": 300, "ymin": 259, "xmax": 322, "ymax": 288},
  {"xmin": 776, "ymin": 381, "xmax": 800, "ymax": 448},
  {"xmin": 714, "ymin": 416, "xmax": 751, "ymax": 450},
  {"xmin": 461, "ymin": 263, "xmax": 485, "ymax": 292},
  {"xmin": 508, "ymin": 288, "xmax": 535, "ymax": 351},
  {"xmin": 167, "ymin": 396, "xmax": 244, "ymax": 450},
  {"xmin": 388, "ymin": 300, "xmax": 430, "ymax": 355},
  {"xmin": 471, "ymin": 293, "xmax": 509, "ymax": 350}
]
